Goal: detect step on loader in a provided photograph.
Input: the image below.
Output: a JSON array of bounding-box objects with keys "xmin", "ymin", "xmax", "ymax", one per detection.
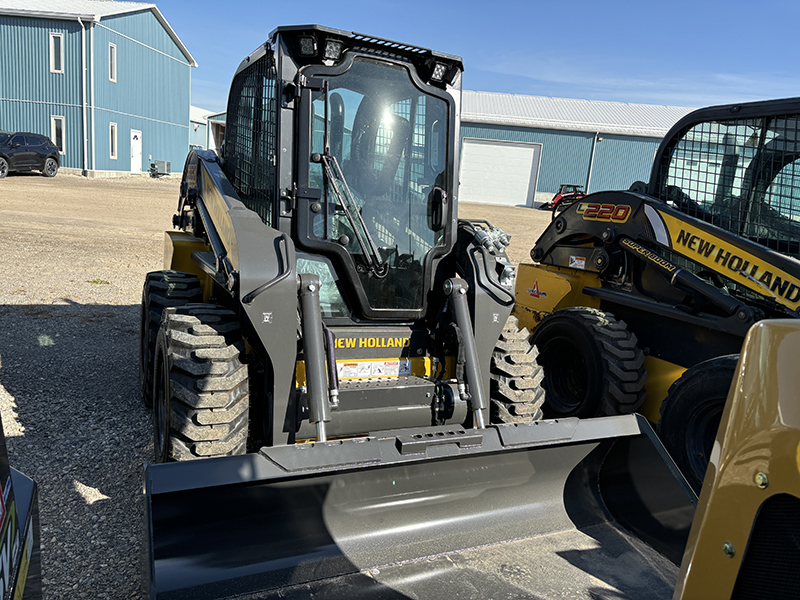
[
  {"xmin": 136, "ymin": 25, "xmax": 797, "ymax": 600},
  {"xmin": 514, "ymin": 98, "xmax": 800, "ymax": 492}
]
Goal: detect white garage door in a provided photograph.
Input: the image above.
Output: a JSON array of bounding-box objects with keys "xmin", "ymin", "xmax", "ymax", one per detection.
[{"xmin": 459, "ymin": 139, "xmax": 541, "ymax": 206}]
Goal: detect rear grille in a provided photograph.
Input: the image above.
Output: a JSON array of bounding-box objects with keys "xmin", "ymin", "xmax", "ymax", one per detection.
[{"xmin": 731, "ymin": 493, "xmax": 800, "ymax": 599}]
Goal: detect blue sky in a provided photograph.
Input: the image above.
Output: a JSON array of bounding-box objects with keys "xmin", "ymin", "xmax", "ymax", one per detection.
[{"xmin": 157, "ymin": 0, "xmax": 800, "ymax": 113}]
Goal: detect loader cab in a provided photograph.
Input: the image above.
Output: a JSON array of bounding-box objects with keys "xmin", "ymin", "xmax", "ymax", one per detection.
[
  {"xmin": 291, "ymin": 29, "xmax": 462, "ymax": 322},
  {"xmin": 222, "ymin": 26, "xmax": 463, "ymax": 323},
  {"xmin": 650, "ymin": 101, "xmax": 800, "ymax": 259}
]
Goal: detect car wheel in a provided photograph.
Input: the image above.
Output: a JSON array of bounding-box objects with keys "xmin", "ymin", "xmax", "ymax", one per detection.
[
  {"xmin": 0, "ymin": 158, "xmax": 7, "ymax": 179},
  {"xmin": 43, "ymin": 158, "xmax": 58, "ymax": 177}
]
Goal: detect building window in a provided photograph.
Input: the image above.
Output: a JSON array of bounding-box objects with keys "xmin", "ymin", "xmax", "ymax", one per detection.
[
  {"xmin": 109, "ymin": 123, "xmax": 117, "ymax": 159},
  {"xmin": 49, "ymin": 33, "xmax": 64, "ymax": 74},
  {"xmin": 109, "ymin": 43, "xmax": 117, "ymax": 82},
  {"xmin": 51, "ymin": 116, "xmax": 65, "ymax": 154}
]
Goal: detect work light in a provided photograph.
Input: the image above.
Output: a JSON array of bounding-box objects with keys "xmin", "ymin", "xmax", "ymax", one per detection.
[
  {"xmin": 324, "ymin": 40, "xmax": 343, "ymax": 60},
  {"xmin": 298, "ymin": 35, "xmax": 317, "ymax": 56},
  {"xmin": 431, "ymin": 62, "xmax": 447, "ymax": 82}
]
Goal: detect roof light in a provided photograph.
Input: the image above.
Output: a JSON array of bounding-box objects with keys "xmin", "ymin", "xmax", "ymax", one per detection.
[
  {"xmin": 324, "ymin": 40, "xmax": 343, "ymax": 61},
  {"xmin": 431, "ymin": 62, "xmax": 447, "ymax": 82},
  {"xmin": 298, "ymin": 35, "xmax": 317, "ymax": 57}
]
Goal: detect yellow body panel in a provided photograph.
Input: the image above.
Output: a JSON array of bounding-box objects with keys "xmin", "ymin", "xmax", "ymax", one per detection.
[
  {"xmin": 512, "ymin": 263, "xmax": 601, "ymax": 333},
  {"xmin": 676, "ymin": 320, "xmax": 800, "ymax": 598},
  {"xmin": 164, "ymin": 231, "xmax": 213, "ymax": 300},
  {"xmin": 639, "ymin": 356, "xmax": 687, "ymax": 423},
  {"xmin": 659, "ymin": 210, "xmax": 800, "ymax": 312}
]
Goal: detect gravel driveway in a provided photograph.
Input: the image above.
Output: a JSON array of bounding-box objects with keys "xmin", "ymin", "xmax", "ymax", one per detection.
[{"xmin": 0, "ymin": 172, "xmax": 551, "ymax": 598}]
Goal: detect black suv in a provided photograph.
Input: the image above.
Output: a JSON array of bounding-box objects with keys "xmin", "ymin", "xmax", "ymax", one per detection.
[{"xmin": 0, "ymin": 132, "xmax": 60, "ymax": 178}]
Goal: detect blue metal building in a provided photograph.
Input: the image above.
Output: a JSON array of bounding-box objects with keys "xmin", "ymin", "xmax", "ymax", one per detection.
[
  {"xmin": 0, "ymin": 0, "xmax": 196, "ymax": 175},
  {"xmin": 459, "ymin": 91, "xmax": 694, "ymax": 207}
]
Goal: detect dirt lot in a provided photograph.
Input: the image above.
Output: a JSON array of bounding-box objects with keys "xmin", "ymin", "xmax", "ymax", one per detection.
[{"xmin": 0, "ymin": 172, "xmax": 552, "ymax": 598}]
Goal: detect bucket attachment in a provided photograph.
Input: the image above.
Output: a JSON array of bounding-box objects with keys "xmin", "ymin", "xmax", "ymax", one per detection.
[{"xmin": 145, "ymin": 416, "xmax": 694, "ymax": 600}]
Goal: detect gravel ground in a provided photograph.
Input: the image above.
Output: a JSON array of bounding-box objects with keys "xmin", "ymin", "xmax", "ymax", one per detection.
[
  {"xmin": 0, "ymin": 171, "xmax": 551, "ymax": 598},
  {"xmin": 0, "ymin": 173, "xmax": 178, "ymax": 599}
]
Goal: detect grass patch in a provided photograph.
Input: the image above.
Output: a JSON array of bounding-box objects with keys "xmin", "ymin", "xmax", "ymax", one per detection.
[{"xmin": 87, "ymin": 278, "xmax": 111, "ymax": 285}]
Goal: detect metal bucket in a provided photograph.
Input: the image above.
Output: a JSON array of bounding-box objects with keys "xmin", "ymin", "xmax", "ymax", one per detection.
[{"xmin": 145, "ymin": 416, "xmax": 694, "ymax": 600}]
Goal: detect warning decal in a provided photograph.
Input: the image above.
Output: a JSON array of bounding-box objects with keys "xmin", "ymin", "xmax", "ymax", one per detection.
[{"xmin": 337, "ymin": 359, "xmax": 412, "ymax": 380}]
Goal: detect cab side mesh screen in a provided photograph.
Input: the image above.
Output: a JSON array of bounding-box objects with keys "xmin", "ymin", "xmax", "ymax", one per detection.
[
  {"xmin": 222, "ymin": 50, "xmax": 278, "ymax": 225},
  {"xmin": 731, "ymin": 493, "xmax": 800, "ymax": 599},
  {"xmin": 655, "ymin": 115, "xmax": 800, "ymax": 258}
]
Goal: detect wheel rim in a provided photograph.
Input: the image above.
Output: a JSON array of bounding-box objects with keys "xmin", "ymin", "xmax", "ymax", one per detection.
[
  {"xmin": 0, "ymin": 161, "xmax": 7, "ymax": 177},
  {"xmin": 685, "ymin": 400, "xmax": 724, "ymax": 484},
  {"xmin": 541, "ymin": 336, "xmax": 590, "ymax": 414},
  {"xmin": 45, "ymin": 159, "xmax": 57, "ymax": 176},
  {"xmin": 153, "ymin": 346, "xmax": 169, "ymax": 462}
]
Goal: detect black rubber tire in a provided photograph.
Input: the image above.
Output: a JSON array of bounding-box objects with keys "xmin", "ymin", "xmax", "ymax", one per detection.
[
  {"xmin": 0, "ymin": 157, "xmax": 7, "ymax": 179},
  {"xmin": 657, "ymin": 355, "xmax": 738, "ymax": 493},
  {"xmin": 139, "ymin": 271, "xmax": 203, "ymax": 408},
  {"xmin": 153, "ymin": 304, "xmax": 249, "ymax": 462},
  {"xmin": 42, "ymin": 157, "xmax": 58, "ymax": 177},
  {"xmin": 531, "ymin": 307, "xmax": 646, "ymax": 418},
  {"xmin": 490, "ymin": 316, "xmax": 546, "ymax": 422}
]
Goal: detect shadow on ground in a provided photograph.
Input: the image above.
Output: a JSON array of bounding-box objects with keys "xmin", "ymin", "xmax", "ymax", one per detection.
[{"xmin": 0, "ymin": 302, "xmax": 150, "ymax": 599}]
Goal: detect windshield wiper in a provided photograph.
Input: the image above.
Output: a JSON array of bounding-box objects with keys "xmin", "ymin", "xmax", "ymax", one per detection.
[
  {"xmin": 314, "ymin": 82, "xmax": 386, "ymax": 277},
  {"xmin": 312, "ymin": 151, "xmax": 386, "ymax": 277}
]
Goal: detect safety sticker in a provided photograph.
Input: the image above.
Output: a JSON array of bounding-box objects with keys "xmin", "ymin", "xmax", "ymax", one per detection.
[
  {"xmin": 337, "ymin": 359, "xmax": 411, "ymax": 380},
  {"xmin": 569, "ymin": 255, "xmax": 586, "ymax": 270}
]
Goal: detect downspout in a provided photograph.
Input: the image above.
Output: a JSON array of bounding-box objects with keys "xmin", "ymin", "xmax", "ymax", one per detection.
[
  {"xmin": 90, "ymin": 21, "xmax": 96, "ymax": 172},
  {"xmin": 78, "ymin": 17, "xmax": 88, "ymax": 174},
  {"xmin": 586, "ymin": 132, "xmax": 600, "ymax": 193}
]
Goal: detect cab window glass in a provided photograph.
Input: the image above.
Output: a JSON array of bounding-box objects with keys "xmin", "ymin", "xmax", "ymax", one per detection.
[
  {"xmin": 308, "ymin": 57, "xmax": 449, "ymax": 310},
  {"xmin": 659, "ymin": 114, "xmax": 800, "ymax": 258},
  {"xmin": 296, "ymin": 255, "xmax": 350, "ymax": 318}
]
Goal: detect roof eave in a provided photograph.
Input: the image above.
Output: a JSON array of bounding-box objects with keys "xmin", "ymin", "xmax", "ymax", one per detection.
[
  {"xmin": 461, "ymin": 113, "xmax": 669, "ymax": 138},
  {"xmin": 0, "ymin": 9, "xmax": 99, "ymax": 22},
  {"xmin": 0, "ymin": 5, "xmax": 198, "ymax": 67}
]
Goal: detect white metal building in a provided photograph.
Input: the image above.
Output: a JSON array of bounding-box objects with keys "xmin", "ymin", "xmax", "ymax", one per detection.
[{"xmin": 459, "ymin": 91, "xmax": 695, "ymax": 207}]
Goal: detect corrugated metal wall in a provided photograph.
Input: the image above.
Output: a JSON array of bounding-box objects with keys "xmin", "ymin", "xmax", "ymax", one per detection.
[
  {"xmin": 461, "ymin": 123, "xmax": 594, "ymax": 194},
  {"xmin": 460, "ymin": 123, "xmax": 662, "ymax": 195},
  {"xmin": 590, "ymin": 134, "xmax": 660, "ymax": 192},
  {"xmin": 189, "ymin": 122, "xmax": 207, "ymax": 148},
  {"xmin": 97, "ymin": 10, "xmax": 186, "ymax": 62},
  {"xmin": 0, "ymin": 10, "xmax": 191, "ymax": 173},
  {"xmin": 92, "ymin": 12, "xmax": 190, "ymax": 171},
  {"xmin": 0, "ymin": 15, "xmax": 85, "ymax": 169},
  {"xmin": 94, "ymin": 111, "xmax": 185, "ymax": 172}
]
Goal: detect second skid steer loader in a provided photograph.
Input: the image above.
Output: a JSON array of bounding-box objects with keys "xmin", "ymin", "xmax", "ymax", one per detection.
[{"xmin": 513, "ymin": 97, "xmax": 800, "ymax": 491}]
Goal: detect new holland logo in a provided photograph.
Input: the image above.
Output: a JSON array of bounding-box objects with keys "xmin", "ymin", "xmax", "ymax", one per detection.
[{"xmin": 527, "ymin": 281, "xmax": 547, "ymax": 298}]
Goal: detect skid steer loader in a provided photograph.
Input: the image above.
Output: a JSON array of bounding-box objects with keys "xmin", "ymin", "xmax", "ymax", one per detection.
[{"xmin": 514, "ymin": 97, "xmax": 800, "ymax": 491}]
